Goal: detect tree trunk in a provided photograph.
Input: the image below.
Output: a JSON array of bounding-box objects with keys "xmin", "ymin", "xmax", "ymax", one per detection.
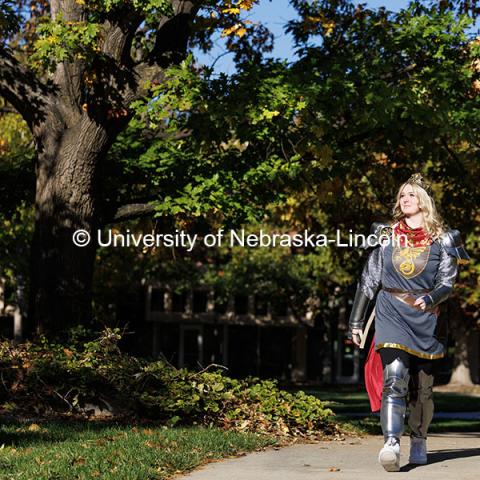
[
  {"xmin": 449, "ymin": 329, "xmax": 474, "ymax": 386},
  {"xmin": 448, "ymin": 299, "xmax": 474, "ymax": 386},
  {"xmin": 27, "ymin": 115, "xmax": 111, "ymax": 336},
  {"xmin": 2, "ymin": 1, "xmax": 200, "ymax": 337}
]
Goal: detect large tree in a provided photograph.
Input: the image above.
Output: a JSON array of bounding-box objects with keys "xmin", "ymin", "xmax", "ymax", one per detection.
[{"xmin": 0, "ymin": 0, "xmax": 275, "ymax": 334}]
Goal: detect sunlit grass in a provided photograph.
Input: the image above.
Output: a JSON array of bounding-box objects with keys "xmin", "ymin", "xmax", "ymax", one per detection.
[
  {"xmin": 0, "ymin": 421, "xmax": 278, "ymax": 480},
  {"xmin": 287, "ymin": 386, "xmax": 480, "ymax": 435},
  {"xmin": 334, "ymin": 414, "xmax": 480, "ymax": 435},
  {"xmin": 298, "ymin": 387, "xmax": 480, "ymax": 414}
]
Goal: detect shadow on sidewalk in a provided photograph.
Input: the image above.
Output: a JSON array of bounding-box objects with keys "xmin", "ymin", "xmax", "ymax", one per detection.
[{"xmin": 401, "ymin": 447, "xmax": 480, "ymax": 472}]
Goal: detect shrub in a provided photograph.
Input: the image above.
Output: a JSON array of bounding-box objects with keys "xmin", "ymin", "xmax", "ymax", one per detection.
[{"xmin": 0, "ymin": 328, "xmax": 335, "ymax": 438}]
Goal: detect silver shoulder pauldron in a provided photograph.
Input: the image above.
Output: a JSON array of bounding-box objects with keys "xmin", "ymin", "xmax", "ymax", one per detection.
[{"xmin": 438, "ymin": 229, "xmax": 470, "ymax": 264}]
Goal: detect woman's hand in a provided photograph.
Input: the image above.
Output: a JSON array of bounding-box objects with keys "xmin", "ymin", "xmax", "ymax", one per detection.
[
  {"xmin": 351, "ymin": 328, "xmax": 363, "ymax": 347},
  {"xmin": 413, "ymin": 296, "xmax": 427, "ymax": 311}
]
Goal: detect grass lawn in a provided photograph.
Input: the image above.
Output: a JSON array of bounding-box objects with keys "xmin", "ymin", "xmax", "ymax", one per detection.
[
  {"xmin": 293, "ymin": 386, "xmax": 480, "ymax": 434},
  {"xmin": 0, "ymin": 421, "xmax": 278, "ymax": 480},
  {"xmin": 298, "ymin": 386, "xmax": 480, "ymax": 414},
  {"xmin": 334, "ymin": 414, "xmax": 480, "ymax": 435}
]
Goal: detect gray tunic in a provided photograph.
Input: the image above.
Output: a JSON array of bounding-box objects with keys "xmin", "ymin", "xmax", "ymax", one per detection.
[
  {"xmin": 375, "ymin": 240, "xmax": 452, "ymax": 359},
  {"xmin": 362, "ymin": 234, "xmax": 460, "ymax": 359}
]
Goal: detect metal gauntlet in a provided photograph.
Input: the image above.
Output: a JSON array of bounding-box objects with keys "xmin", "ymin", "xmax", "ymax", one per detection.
[{"xmin": 349, "ymin": 284, "xmax": 371, "ymax": 331}]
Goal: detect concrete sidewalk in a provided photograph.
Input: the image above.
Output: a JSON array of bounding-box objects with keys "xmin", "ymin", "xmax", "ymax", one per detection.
[{"xmin": 177, "ymin": 433, "xmax": 480, "ymax": 479}]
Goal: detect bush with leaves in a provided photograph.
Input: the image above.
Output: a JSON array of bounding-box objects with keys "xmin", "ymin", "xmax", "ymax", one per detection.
[{"xmin": 0, "ymin": 328, "xmax": 336, "ymax": 438}]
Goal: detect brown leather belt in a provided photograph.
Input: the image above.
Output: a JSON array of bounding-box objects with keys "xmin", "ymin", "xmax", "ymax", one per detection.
[
  {"xmin": 382, "ymin": 287, "xmax": 431, "ymax": 294},
  {"xmin": 382, "ymin": 287, "xmax": 434, "ymax": 311}
]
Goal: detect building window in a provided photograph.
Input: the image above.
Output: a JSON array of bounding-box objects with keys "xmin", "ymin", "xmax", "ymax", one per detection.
[
  {"xmin": 172, "ymin": 291, "xmax": 187, "ymax": 312},
  {"xmin": 234, "ymin": 294, "xmax": 249, "ymax": 315},
  {"xmin": 214, "ymin": 296, "xmax": 228, "ymax": 314},
  {"xmin": 193, "ymin": 290, "xmax": 208, "ymax": 313},
  {"xmin": 254, "ymin": 295, "xmax": 268, "ymax": 315},
  {"xmin": 271, "ymin": 297, "xmax": 288, "ymax": 316},
  {"xmin": 150, "ymin": 288, "xmax": 166, "ymax": 312}
]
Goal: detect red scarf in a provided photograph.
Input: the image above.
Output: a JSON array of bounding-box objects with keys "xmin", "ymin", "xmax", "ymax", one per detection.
[{"xmin": 393, "ymin": 219, "xmax": 433, "ymax": 247}]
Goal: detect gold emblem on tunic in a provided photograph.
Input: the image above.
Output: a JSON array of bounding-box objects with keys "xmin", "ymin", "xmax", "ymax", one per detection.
[{"xmin": 392, "ymin": 245, "xmax": 430, "ymax": 279}]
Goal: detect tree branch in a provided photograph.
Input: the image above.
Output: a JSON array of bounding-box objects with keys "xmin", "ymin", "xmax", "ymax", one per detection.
[
  {"xmin": 0, "ymin": 105, "xmax": 18, "ymax": 114},
  {"xmin": 126, "ymin": 62, "xmax": 166, "ymax": 104},
  {"xmin": 379, "ymin": 62, "xmax": 418, "ymax": 82},
  {"xmin": 0, "ymin": 46, "xmax": 52, "ymax": 127},
  {"xmin": 153, "ymin": 1, "xmax": 202, "ymax": 67},
  {"xmin": 102, "ymin": 13, "xmax": 144, "ymax": 66},
  {"xmin": 107, "ymin": 202, "xmax": 157, "ymax": 224},
  {"xmin": 122, "ymin": 1, "xmax": 205, "ymax": 105}
]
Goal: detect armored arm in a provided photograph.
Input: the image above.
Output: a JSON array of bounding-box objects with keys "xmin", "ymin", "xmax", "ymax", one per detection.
[
  {"xmin": 349, "ymin": 286, "xmax": 371, "ymax": 331},
  {"xmin": 349, "ymin": 242, "xmax": 384, "ymax": 332},
  {"xmin": 423, "ymin": 229, "xmax": 470, "ymax": 309}
]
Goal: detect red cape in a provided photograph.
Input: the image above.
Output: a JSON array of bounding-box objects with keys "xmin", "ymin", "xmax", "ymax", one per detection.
[{"xmin": 364, "ymin": 335, "xmax": 383, "ymax": 412}]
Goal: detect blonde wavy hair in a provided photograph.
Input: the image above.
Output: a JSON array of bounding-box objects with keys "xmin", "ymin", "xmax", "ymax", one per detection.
[{"xmin": 391, "ymin": 180, "xmax": 446, "ymax": 239}]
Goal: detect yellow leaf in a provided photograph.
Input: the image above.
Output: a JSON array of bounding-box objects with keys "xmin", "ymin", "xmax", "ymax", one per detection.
[
  {"xmin": 306, "ymin": 16, "xmax": 325, "ymax": 23},
  {"xmin": 261, "ymin": 109, "xmax": 280, "ymax": 120},
  {"xmin": 323, "ymin": 20, "xmax": 336, "ymax": 36},
  {"xmin": 221, "ymin": 23, "xmax": 247, "ymax": 38},
  {"xmin": 222, "ymin": 7, "xmax": 241, "ymax": 14},
  {"xmin": 46, "ymin": 35, "xmax": 59, "ymax": 44},
  {"xmin": 304, "ymin": 15, "xmax": 336, "ymax": 36},
  {"xmin": 235, "ymin": 27, "xmax": 247, "ymax": 38},
  {"xmin": 239, "ymin": 0, "xmax": 255, "ymax": 10},
  {"xmin": 145, "ymin": 440, "xmax": 163, "ymax": 448}
]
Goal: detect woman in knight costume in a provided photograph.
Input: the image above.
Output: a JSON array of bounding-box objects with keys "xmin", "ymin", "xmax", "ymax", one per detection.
[{"xmin": 348, "ymin": 173, "xmax": 469, "ymax": 472}]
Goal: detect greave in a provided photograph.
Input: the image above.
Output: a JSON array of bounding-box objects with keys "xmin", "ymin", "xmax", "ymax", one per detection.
[
  {"xmin": 380, "ymin": 358, "xmax": 410, "ymax": 442},
  {"xmin": 408, "ymin": 370, "xmax": 434, "ymax": 439}
]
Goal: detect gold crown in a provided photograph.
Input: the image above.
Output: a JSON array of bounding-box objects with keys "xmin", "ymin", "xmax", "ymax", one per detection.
[{"xmin": 407, "ymin": 173, "xmax": 432, "ymax": 193}]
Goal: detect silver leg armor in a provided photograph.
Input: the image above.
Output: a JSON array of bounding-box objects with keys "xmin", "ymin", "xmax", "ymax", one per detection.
[
  {"xmin": 408, "ymin": 370, "xmax": 434, "ymax": 439},
  {"xmin": 380, "ymin": 358, "xmax": 410, "ymax": 442}
]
